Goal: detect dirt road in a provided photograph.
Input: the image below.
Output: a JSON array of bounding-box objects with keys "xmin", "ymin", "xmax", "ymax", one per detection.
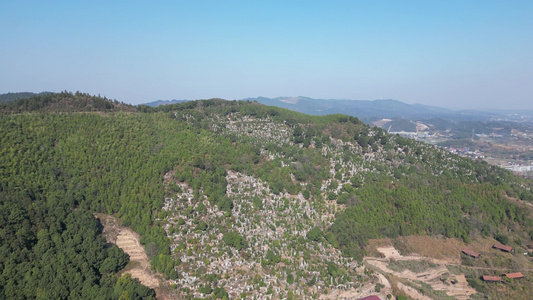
[{"xmin": 365, "ymin": 246, "xmax": 477, "ymax": 300}]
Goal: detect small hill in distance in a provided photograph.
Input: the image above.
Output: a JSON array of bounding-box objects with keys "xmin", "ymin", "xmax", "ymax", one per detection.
[
  {"xmin": 0, "ymin": 91, "xmax": 136, "ymax": 113},
  {"xmin": 0, "ymin": 92, "xmax": 52, "ymax": 104},
  {"xmin": 142, "ymin": 99, "xmax": 189, "ymax": 107}
]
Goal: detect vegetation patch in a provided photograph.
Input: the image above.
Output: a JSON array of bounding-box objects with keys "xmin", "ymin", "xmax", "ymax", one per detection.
[
  {"xmin": 408, "ymin": 280, "xmax": 456, "ymax": 300},
  {"xmin": 387, "ymin": 259, "xmax": 440, "ymax": 273}
]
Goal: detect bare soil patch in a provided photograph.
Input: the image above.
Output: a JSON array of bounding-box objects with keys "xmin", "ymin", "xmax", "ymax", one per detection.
[
  {"xmin": 318, "ymin": 283, "xmax": 388, "ymax": 300},
  {"xmin": 115, "ymin": 228, "xmax": 152, "ymax": 275},
  {"xmin": 396, "ymin": 282, "xmax": 432, "ymax": 300},
  {"xmin": 367, "ymin": 238, "xmax": 393, "ymax": 257},
  {"xmin": 393, "ymin": 236, "xmax": 463, "ymax": 263},
  {"xmin": 365, "ymin": 243, "xmax": 477, "ymax": 300},
  {"xmin": 96, "ymin": 214, "xmax": 173, "ymax": 299}
]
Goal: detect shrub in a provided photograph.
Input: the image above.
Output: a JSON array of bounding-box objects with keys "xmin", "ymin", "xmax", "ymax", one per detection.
[
  {"xmin": 223, "ymin": 231, "xmax": 248, "ymax": 250},
  {"xmin": 306, "ymin": 227, "xmax": 323, "ymax": 242},
  {"xmin": 495, "ymin": 233, "xmax": 509, "ymax": 245}
]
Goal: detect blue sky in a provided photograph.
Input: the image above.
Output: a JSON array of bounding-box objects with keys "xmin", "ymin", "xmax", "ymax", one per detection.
[{"xmin": 1, "ymin": 1, "xmax": 532, "ymax": 109}]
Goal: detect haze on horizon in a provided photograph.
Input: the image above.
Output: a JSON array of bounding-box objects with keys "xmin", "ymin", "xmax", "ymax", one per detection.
[{"xmin": 1, "ymin": 1, "xmax": 532, "ymax": 110}]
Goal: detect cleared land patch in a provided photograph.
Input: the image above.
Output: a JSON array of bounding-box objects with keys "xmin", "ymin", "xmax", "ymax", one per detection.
[
  {"xmin": 97, "ymin": 214, "xmax": 171, "ymax": 298},
  {"xmin": 365, "ymin": 245, "xmax": 477, "ymax": 300}
]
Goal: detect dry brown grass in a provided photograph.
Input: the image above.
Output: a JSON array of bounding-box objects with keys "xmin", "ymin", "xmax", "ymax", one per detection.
[
  {"xmin": 367, "ymin": 238, "xmax": 393, "ymax": 257},
  {"xmin": 393, "ymin": 236, "xmax": 464, "ymax": 262},
  {"xmin": 366, "ymin": 235, "xmax": 533, "ymax": 299},
  {"xmin": 119, "ymin": 260, "xmax": 141, "ymax": 273},
  {"xmin": 388, "ymin": 259, "xmax": 440, "ymax": 273}
]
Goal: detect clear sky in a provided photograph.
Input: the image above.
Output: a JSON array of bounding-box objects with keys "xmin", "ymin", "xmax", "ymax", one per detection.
[{"xmin": 1, "ymin": 1, "xmax": 532, "ymax": 109}]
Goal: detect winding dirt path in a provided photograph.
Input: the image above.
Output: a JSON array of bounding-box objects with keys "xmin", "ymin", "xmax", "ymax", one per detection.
[{"xmin": 365, "ymin": 246, "xmax": 477, "ymax": 300}]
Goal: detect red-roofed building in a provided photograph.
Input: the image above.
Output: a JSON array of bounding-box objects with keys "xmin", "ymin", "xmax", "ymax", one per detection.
[
  {"xmin": 462, "ymin": 248, "xmax": 480, "ymax": 258},
  {"xmin": 357, "ymin": 296, "xmax": 381, "ymax": 300},
  {"xmin": 482, "ymin": 275, "xmax": 502, "ymax": 282},
  {"xmin": 505, "ymin": 272, "xmax": 524, "ymax": 279},
  {"xmin": 493, "ymin": 243, "xmax": 513, "ymax": 252}
]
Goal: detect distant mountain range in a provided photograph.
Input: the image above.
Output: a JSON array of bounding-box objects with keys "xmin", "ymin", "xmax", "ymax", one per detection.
[
  {"xmin": 5, "ymin": 93, "xmax": 533, "ymax": 120},
  {"xmin": 141, "ymin": 99, "xmax": 189, "ymax": 107},
  {"xmin": 143, "ymin": 96, "xmax": 507, "ymax": 121},
  {"xmin": 247, "ymin": 96, "xmax": 462, "ymax": 120}
]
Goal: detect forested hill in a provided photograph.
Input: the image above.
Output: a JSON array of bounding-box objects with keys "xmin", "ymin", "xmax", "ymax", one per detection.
[
  {"xmin": 0, "ymin": 92, "xmax": 52, "ymax": 104},
  {"xmin": 0, "ymin": 91, "xmax": 136, "ymax": 113},
  {"xmin": 1, "ymin": 92, "xmax": 533, "ymax": 299}
]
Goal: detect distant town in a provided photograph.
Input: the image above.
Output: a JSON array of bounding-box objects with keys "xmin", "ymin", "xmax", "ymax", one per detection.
[{"xmin": 386, "ymin": 114, "xmax": 533, "ymax": 178}]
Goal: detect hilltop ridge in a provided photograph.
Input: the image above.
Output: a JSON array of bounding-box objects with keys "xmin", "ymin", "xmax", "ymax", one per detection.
[{"xmin": 0, "ymin": 91, "xmax": 136, "ymax": 113}]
